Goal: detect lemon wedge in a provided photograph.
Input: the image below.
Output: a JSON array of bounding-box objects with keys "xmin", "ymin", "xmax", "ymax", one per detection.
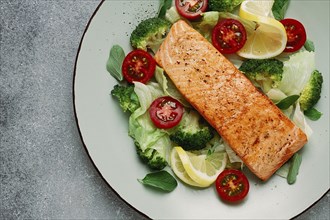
[
  {"xmin": 171, "ymin": 146, "xmax": 227, "ymax": 187},
  {"xmin": 237, "ymin": 0, "xmax": 287, "ymax": 59}
]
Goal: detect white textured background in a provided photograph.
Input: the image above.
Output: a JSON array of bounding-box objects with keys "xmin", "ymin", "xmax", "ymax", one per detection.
[{"xmin": 0, "ymin": 0, "xmax": 329, "ymax": 219}]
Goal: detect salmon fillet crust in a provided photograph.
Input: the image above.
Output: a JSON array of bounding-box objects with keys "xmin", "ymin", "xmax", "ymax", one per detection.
[{"xmin": 155, "ymin": 20, "xmax": 307, "ymax": 181}]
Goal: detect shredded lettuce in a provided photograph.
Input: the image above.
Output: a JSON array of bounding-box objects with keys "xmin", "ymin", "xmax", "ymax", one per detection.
[
  {"xmin": 278, "ymin": 51, "xmax": 315, "ymax": 96},
  {"xmin": 165, "ymin": 6, "xmax": 181, "ymax": 24},
  {"xmin": 223, "ymin": 141, "xmax": 243, "ymax": 167},
  {"xmin": 191, "ymin": 11, "xmax": 220, "ymax": 41},
  {"xmin": 154, "ymin": 66, "xmax": 191, "ymax": 107},
  {"xmin": 266, "ymin": 88, "xmax": 288, "ymax": 103},
  {"xmin": 128, "ymin": 82, "xmax": 169, "ymax": 160},
  {"xmin": 292, "ymin": 102, "xmax": 313, "ymax": 139}
]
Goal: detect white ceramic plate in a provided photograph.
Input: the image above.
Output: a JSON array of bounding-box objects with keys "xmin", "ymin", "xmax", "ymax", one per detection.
[{"xmin": 74, "ymin": 1, "xmax": 329, "ymax": 219}]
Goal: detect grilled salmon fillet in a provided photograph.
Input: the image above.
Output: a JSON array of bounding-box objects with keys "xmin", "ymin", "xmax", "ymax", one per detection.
[{"xmin": 155, "ymin": 20, "xmax": 307, "ymax": 181}]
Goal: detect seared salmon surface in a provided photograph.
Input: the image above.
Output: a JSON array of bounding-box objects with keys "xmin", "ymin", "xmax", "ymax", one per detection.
[{"xmin": 155, "ymin": 20, "xmax": 307, "ymax": 181}]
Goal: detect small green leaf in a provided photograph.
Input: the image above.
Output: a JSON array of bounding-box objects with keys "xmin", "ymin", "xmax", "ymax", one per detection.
[
  {"xmin": 106, "ymin": 45, "xmax": 125, "ymax": 81},
  {"xmin": 304, "ymin": 107, "xmax": 322, "ymax": 121},
  {"xmin": 287, "ymin": 153, "xmax": 302, "ymax": 184},
  {"xmin": 158, "ymin": 0, "xmax": 173, "ymax": 18},
  {"xmin": 272, "ymin": 0, "xmax": 290, "ymax": 20},
  {"xmin": 138, "ymin": 170, "xmax": 177, "ymax": 192},
  {"xmin": 276, "ymin": 95, "xmax": 300, "ymax": 110},
  {"xmin": 304, "ymin": 39, "xmax": 315, "ymax": 52}
]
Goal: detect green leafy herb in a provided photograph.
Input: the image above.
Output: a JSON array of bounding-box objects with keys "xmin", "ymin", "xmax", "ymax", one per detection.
[
  {"xmin": 158, "ymin": 0, "xmax": 173, "ymax": 18},
  {"xmin": 304, "ymin": 107, "xmax": 322, "ymax": 121},
  {"xmin": 272, "ymin": 0, "xmax": 290, "ymax": 20},
  {"xmin": 276, "ymin": 95, "xmax": 299, "ymax": 110},
  {"xmin": 287, "ymin": 153, "xmax": 302, "ymax": 184},
  {"xmin": 106, "ymin": 45, "xmax": 125, "ymax": 81},
  {"xmin": 138, "ymin": 170, "xmax": 177, "ymax": 192},
  {"xmin": 304, "ymin": 39, "xmax": 315, "ymax": 52}
]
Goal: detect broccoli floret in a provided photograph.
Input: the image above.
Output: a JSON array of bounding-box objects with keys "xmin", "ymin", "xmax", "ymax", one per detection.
[
  {"xmin": 299, "ymin": 70, "xmax": 323, "ymax": 111},
  {"xmin": 239, "ymin": 59, "xmax": 284, "ymax": 92},
  {"xmin": 135, "ymin": 141, "xmax": 167, "ymax": 170},
  {"xmin": 208, "ymin": 0, "xmax": 244, "ymax": 12},
  {"xmin": 169, "ymin": 110, "xmax": 214, "ymax": 151},
  {"xmin": 111, "ymin": 84, "xmax": 140, "ymax": 113},
  {"xmin": 130, "ymin": 17, "xmax": 172, "ymax": 53}
]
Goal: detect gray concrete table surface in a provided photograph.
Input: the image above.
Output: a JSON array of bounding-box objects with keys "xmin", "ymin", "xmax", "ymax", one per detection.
[{"xmin": 0, "ymin": 0, "xmax": 329, "ymax": 219}]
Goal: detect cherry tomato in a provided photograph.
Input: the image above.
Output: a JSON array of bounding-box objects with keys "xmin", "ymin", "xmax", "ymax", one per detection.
[
  {"xmin": 215, "ymin": 169, "xmax": 249, "ymax": 202},
  {"xmin": 212, "ymin": 19, "xmax": 247, "ymax": 54},
  {"xmin": 175, "ymin": 0, "xmax": 208, "ymax": 20},
  {"xmin": 280, "ymin": 18, "xmax": 307, "ymax": 53},
  {"xmin": 122, "ymin": 49, "xmax": 156, "ymax": 84},
  {"xmin": 149, "ymin": 96, "xmax": 184, "ymax": 129}
]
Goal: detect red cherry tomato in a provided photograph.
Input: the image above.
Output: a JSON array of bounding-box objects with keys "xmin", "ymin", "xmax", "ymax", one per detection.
[
  {"xmin": 212, "ymin": 19, "xmax": 247, "ymax": 54},
  {"xmin": 215, "ymin": 169, "xmax": 249, "ymax": 202},
  {"xmin": 175, "ymin": 0, "xmax": 208, "ymax": 20},
  {"xmin": 122, "ymin": 49, "xmax": 156, "ymax": 84},
  {"xmin": 149, "ymin": 96, "xmax": 184, "ymax": 129},
  {"xmin": 280, "ymin": 18, "xmax": 307, "ymax": 53}
]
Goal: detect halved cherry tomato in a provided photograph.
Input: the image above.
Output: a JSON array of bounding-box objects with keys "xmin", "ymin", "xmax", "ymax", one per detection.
[
  {"xmin": 215, "ymin": 169, "xmax": 249, "ymax": 202},
  {"xmin": 280, "ymin": 18, "xmax": 307, "ymax": 53},
  {"xmin": 212, "ymin": 19, "xmax": 247, "ymax": 54},
  {"xmin": 122, "ymin": 49, "xmax": 156, "ymax": 84},
  {"xmin": 175, "ymin": 0, "xmax": 208, "ymax": 20},
  {"xmin": 149, "ymin": 96, "xmax": 184, "ymax": 129}
]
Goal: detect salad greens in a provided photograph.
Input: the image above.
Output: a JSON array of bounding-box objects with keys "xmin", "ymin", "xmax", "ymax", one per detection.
[
  {"xmin": 106, "ymin": 45, "xmax": 125, "ymax": 81},
  {"xmin": 304, "ymin": 108, "xmax": 322, "ymax": 121},
  {"xmin": 287, "ymin": 153, "xmax": 302, "ymax": 184},
  {"xmin": 157, "ymin": 0, "xmax": 173, "ymax": 18},
  {"xmin": 272, "ymin": 0, "xmax": 290, "ymax": 20},
  {"xmin": 304, "ymin": 39, "xmax": 315, "ymax": 52},
  {"xmin": 138, "ymin": 170, "xmax": 178, "ymax": 192},
  {"xmin": 276, "ymin": 95, "xmax": 300, "ymax": 110}
]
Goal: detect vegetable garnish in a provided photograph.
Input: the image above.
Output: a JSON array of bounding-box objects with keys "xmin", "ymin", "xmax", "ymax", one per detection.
[
  {"xmin": 272, "ymin": 0, "xmax": 290, "ymax": 20},
  {"xmin": 122, "ymin": 49, "xmax": 156, "ymax": 84},
  {"xmin": 276, "ymin": 95, "xmax": 300, "ymax": 110},
  {"xmin": 175, "ymin": 0, "xmax": 208, "ymax": 20},
  {"xmin": 215, "ymin": 169, "xmax": 249, "ymax": 202},
  {"xmin": 304, "ymin": 39, "xmax": 315, "ymax": 52},
  {"xmin": 211, "ymin": 18, "xmax": 247, "ymax": 54},
  {"xmin": 158, "ymin": 0, "xmax": 173, "ymax": 18},
  {"xmin": 138, "ymin": 170, "xmax": 178, "ymax": 192},
  {"xmin": 106, "ymin": 45, "xmax": 125, "ymax": 81},
  {"xmin": 287, "ymin": 153, "xmax": 302, "ymax": 184},
  {"xmin": 149, "ymin": 96, "xmax": 184, "ymax": 129},
  {"xmin": 280, "ymin": 18, "xmax": 307, "ymax": 52},
  {"xmin": 304, "ymin": 108, "xmax": 322, "ymax": 121}
]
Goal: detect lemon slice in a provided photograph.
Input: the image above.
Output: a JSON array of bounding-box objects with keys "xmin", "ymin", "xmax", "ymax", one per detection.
[
  {"xmin": 172, "ymin": 146, "xmax": 227, "ymax": 187},
  {"xmin": 170, "ymin": 147, "xmax": 205, "ymax": 187},
  {"xmin": 237, "ymin": 0, "xmax": 287, "ymax": 59}
]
